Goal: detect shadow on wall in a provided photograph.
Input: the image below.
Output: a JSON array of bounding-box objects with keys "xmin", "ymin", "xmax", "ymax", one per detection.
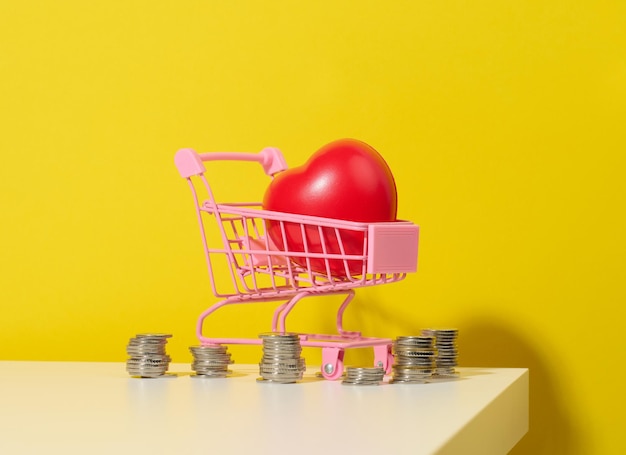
[
  {"xmin": 326, "ymin": 293, "xmax": 586, "ymax": 454},
  {"xmin": 461, "ymin": 317, "xmax": 585, "ymax": 455}
]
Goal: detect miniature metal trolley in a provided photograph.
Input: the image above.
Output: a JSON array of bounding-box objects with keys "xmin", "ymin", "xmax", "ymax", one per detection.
[{"xmin": 175, "ymin": 147, "xmax": 419, "ymax": 380}]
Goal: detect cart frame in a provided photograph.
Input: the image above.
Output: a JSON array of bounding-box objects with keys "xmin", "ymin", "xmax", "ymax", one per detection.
[{"xmin": 175, "ymin": 147, "xmax": 419, "ymax": 379}]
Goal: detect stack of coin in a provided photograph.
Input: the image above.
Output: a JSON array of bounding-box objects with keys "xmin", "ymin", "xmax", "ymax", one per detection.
[
  {"xmin": 422, "ymin": 328, "xmax": 459, "ymax": 377},
  {"xmin": 390, "ymin": 335, "xmax": 437, "ymax": 384},
  {"xmin": 189, "ymin": 345, "xmax": 233, "ymax": 378},
  {"xmin": 257, "ymin": 332, "xmax": 306, "ymax": 384},
  {"xmin": 342, "ymin": 367, "xmax": 385, "ymax": 386},
  {"xmin": 126, "ymin": 333, "xmax": 172, "ymax": 378}
]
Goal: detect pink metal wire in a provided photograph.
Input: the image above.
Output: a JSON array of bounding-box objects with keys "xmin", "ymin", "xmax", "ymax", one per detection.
[{"xmin": 175, "ymin": 147, "xmax": 419, "ymax": 378}]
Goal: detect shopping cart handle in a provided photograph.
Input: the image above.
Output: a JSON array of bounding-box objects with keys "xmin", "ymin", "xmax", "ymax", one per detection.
[
  {"xmin": 175, "ymin": 147, "xmax": 288, "ymax": 178},
  {"xmin": 257, "ymin": 147, "xmax": 288, "ymax": 176}
]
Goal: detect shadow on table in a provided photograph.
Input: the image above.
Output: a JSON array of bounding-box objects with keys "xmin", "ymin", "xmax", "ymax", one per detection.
[{"xmin": 460, "ymin": 317, "xmax": 585, "ymax": 455}]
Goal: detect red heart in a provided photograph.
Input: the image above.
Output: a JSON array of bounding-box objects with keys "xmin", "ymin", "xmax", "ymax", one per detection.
[{"xmin": 262, "ymin": 139, "xmax": 398, "ymax": 276}]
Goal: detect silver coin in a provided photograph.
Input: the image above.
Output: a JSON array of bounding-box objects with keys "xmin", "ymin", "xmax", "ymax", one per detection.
[
  {"xmin": 256, "ymin": 377, "xmax": 298, "ymax": 384},
  {"xmin": 126, "ymin": 357, "xmax": 170, "ymax": 365},
  {"xmin": 261, "ymin": 338, "xmax": 301, "ymax": 344},
  {"xmin": 191, "ymin": 373, "xmax": 228, "ymax": 379},
  {"xmin": 126, "ymin": 334, "xmax": 173, "ymax": 378},
  {"xmin": 258, "ymin": 367, "xmax": 303, "ymax": 375},
  {"xmin": 191, "ymin": 354, "xmax": 233, "ymax": 360},
  {"xmin": 393, "ymin": 364, "xmax": 434, "ymax": 370},
  {"xmin": 135, "ymin": 333, "xmax": 172, "ymax": 338},
  {"xmin": 258, "ymin": 332, "xmax": 306, "ymax": 383},
  {"xmin": 258, "ymin": 332, "xmax": 300, "ymax": 339},
  {"xmin": 435, "ymin": 349, "xmax": 457, "ymax": 355},
  {"xmin": 127, "ymin": 341, "xmax": 168, "ymax": 347},
  {"xmin": 395, "ymin": 336, "xmax": 435, "ymax": 346},
  {"xmin": 342, "ymin": 380, "xmax": 382, "ymax": 386},
  {"xmin": 128, "ymin": 341, "xmax": 168, "ymax": 347},
  {"xmin": 192, "ymin": 363, "xmax": 230, "ymax": 369},
  {"xmin": 129, "ymin": 337, "xmax": 168, "ymax": 343},
  {"xmin": 259, "ymin": 363, "xmax": 305, "ymax": 371},
  {"xmin": 389, "ymin": 379, "xmax": 428, "ymax": 384},
  {"xmin": 192, "ymin": 356, "xmax": 233, "ymax": 362},
  {"xmin": 126, "ymin": 363, "xmax": 170, "ymax": 369},
  {"xmin": 192, "ymin": 360, "xmax": 232, "ymax": 366},
  {"xmin": 190, "ymin": 352, "xmax": 228, "ymax": 358},
  {"xmin": 127, "ymin": 369, "xmax": 168, "ymax": 376},
  {"xmin": 346, "ymin": 367, "xmax": 385, "ymax": 374},
  {"xmin": 128, "ymin": 374, "xmax": 168, "ymax": 379},
  {"xmin": 259, "ymin": 368, "xmax": 303, "ymax": 376},
  {"xmin": 262, "ymin": 349, "xmax": 301, "ymax": 355},
  {"xmin": 433, "ymin": 372, "xmax": 460, "ymax": 378},
  {"xmin": 128, "ymin": 342, "xmax": 168, "ymax": 348},
  {"xmin": 127, "ymin": 348, "xmax": 167, "ymax": 355},
  {"xmin": 126, "ymin": 368, "xmax": 168, "ymax": 376},
  {"xmin": 127, "ymin": 357, "xmax": 171, "ymax": 364},
  {"xmin": 392, "ymin": 369, "xmax": 432, "ymax": 376},
  {"xmin": 189, "ymin": 344, "xmax": 234, "ymax": 377},
  {"xmin": 189, "ymin": 347, "xmax": 230, "ymax": 357},
  {"xmin": 259, "ymin": 366, "xmax": 305, "ymax": 375},
  {"xmin": 193, "ymin": 368, "xmax": 229, "ymax": 373},
  {"xmin": 259, "ymin": 358, "xmax": 305, "ymax": 366},
  {"xmin": 342, "ymin": 366, "xmax": 385, "ymax": 385},
  {"xmin": 261, "ymin": 353, "xmax": 303, "ymax": 360},
  {"xmin": 394, "ymin": 349, "xmax": 437, "ymax": 357},
  {"xmin": 422, "ymin": 328, "xmax": 458, "ymax": 335}
]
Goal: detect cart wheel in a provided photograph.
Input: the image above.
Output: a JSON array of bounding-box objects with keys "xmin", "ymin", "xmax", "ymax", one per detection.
[
  {"xmin": 373, "ymin": 344, "xmax": 394, "ymax": 375},
  {"xmin": 321, "ymin": 347, "xmax": 345, "ymax": 380}
]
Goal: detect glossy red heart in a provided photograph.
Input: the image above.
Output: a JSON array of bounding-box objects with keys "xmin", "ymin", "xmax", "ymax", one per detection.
[{"xmin": 262, "ymin": 139, "xmax": 398, "ymax": 276}]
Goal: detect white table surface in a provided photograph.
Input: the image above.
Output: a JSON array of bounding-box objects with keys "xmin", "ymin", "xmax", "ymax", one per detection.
[{"xmin": 0, "ymin": 362, "xmax": 528, "ymax": 455}]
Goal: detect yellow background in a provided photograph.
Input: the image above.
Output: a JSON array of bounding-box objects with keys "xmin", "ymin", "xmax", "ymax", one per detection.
[{"xmin": 1, "ymin": 1, "xmax": 624, "ymax": 453}]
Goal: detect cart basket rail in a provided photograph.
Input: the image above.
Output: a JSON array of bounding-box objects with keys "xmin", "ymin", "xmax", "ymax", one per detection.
[{"xmin": 175, "ymin": 147, "xmax": 419, "ymax": 299}]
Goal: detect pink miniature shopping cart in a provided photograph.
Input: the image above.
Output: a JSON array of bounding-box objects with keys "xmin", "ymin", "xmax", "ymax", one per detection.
[{"xmin": 174, "ymin": 147, "xmax": 419, "ymax": 380}]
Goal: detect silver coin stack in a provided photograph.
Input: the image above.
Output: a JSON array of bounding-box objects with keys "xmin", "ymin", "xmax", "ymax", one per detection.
[
  {"xmin": 189, "ymin": 345, "xmax": 233, "ymax": 378},
  {"xmin": 126, "ymin": 333, "xmax": 172, "ymax": 378},
  {"xmin": 390, "ymin": 335, "xmax": 437, "ymax": 384},
  {"xmin": 258, "ymin": 332, "xmax": 306, "ymax": 384},
  {"xmin": 342, "ymin": 367, "xmax": 385, "ymax": 386},
  {"xmin": 422, "ymin": 328, "xmax": 459, "ymax": 377}
]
